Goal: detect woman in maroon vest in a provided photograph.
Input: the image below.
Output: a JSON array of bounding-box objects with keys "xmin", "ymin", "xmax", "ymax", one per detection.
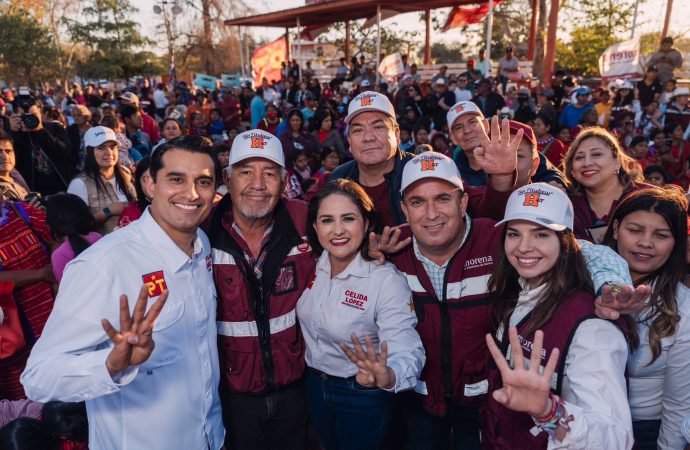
[
  {"xmin": 602, "ymin": 186, "xmax": 690, "ymax": 450},
  {"xmin": 482, "ymin": 182, "xmax": 633, "ymax": 449}
]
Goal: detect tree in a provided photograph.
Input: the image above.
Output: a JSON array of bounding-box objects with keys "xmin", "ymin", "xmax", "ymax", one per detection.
[
  {"xmin": 555, "ymin": 0, "xmax": 646, "ymax": 76},
  {"xmin": 0, "ymin": 6, "xmax": 63, "ymax": 86},
  {"xmin": 65, "ymin": 0, "xmax": 153, "ymax": 80}
]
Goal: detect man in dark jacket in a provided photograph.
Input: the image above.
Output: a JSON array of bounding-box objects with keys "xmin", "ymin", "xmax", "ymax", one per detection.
[{"xmin": 329, "ymin": 92, "xmax": 518, "ymax": 230}]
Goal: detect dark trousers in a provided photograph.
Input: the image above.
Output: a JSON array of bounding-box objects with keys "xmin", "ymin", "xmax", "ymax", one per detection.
[
  {"xmin": 632, "ymin": 419, "xmax": 661, "ymax": 450},
  {"xmin": 404, "ymin": 404, "xmax": 481, "ymax": 450},
  {"xmin": 221, "ymin": 381, "xmax": 308, "ymax": 450},
  {"xmin": 306, "ymin": 367, "xmax": 393, "ymax": 450}
]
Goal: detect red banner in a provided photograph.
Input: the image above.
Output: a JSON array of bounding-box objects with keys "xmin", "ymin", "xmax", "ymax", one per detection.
[
  {"xmin": 441, "ymin": 1, "xmax": 504, "ymax": 31},
  {"xmin": 252, "ymin": 36, "xmax": 287, "ymax": 86}
]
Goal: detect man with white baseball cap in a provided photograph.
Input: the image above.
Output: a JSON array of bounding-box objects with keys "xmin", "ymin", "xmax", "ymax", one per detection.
[
  {"xmin": 206, "ymin": 129, "xmax": 313, "ymax": 450},
  {"xmin": 330, "ymin": 92, "xmax": 518, "ymax": 233},
  {"xmin": 385, "ymin": 160, "xmax": 641, "ymax": 449},
  {"xmin": 447, "ymin": 101, "xmax": 562, "ymax": 189},
  {"xmin": 665, "ymin": 86, "xmax": 690, "ymax": 135}
]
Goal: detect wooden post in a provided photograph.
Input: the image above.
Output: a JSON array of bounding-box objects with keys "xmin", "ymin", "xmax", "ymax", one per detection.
[
  {"xmin": 376, "ymin": 4, "xmax": 381, "ymax": 83},
  {"xmin": 528, "ymin": 0, "xmax": 538, "ymax": 60},
  {"xmin": 345, "ymin": 21, "xmax": 350, "ymax": 61},
  {"xmin": 541, "ymin": 0, "xmax": 559, "ymax": 87},
  {"xmin": 424, "ymin": 9, "xmax": 431, "ymax": 64},
  {"xmin": 486, "ymin": 0, "xmax": 494, "ymax": 65},
  {"xmin": 285, "ymin": 27, "xmax": 290, "ymax": 67},
  {"xmin": 660, "ymin": 0, "xmax": 673, "ymax": 42}
]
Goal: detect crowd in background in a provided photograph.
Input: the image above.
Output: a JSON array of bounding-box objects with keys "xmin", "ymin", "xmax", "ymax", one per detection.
[{"xmin": 0, "ymin": 34, "xmax": 688, "ymax": 450}]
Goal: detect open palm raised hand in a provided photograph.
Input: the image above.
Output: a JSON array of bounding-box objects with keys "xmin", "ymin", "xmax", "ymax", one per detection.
[
  {"xmin": 485, "ymin": 327, "xmax": 558, "ymax": 418},
  {"xmin": 474, "ymin": 116, "xmax": 523, "ymax": 176}
]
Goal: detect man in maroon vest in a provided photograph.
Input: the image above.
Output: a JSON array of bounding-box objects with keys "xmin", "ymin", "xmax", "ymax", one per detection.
[
  {"xmin": 206, "ymin": 129, "xmax": 313, "ymax": 450},
  {"xmin": 386, "ymin": 142, "xmax": 647, "ymax": 449}
]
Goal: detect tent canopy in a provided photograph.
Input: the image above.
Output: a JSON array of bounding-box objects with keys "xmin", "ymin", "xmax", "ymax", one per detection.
[{"xmin": 224, "ymin": 0, "xmax": 488, "ymax": 28}]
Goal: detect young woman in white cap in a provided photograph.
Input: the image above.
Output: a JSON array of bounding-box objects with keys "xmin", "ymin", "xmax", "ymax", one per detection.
[
  {"xmin": 602, "ymin": 186, "xmax": 690, "ymax": 450},
  {"xmin": 482, "ymin": 182, "xmax": 633, "ymax": 449},
  {"xmin": 67, "ymin": 126, "xmax": 136, "ymax": 234},
  {"xmin": 296, "ymin": 179, "xmax": 424, "ymax": 450}
]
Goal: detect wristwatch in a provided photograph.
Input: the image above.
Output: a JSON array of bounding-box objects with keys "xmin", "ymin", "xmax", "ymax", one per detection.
[{"xmin": 102, "ymin": 207, "xmax": 112, "ymax": 219}]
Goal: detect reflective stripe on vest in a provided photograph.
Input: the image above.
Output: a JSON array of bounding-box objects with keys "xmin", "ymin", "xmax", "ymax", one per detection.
[
  {"xmin": 212, "ymin": 248, "xmax": 236, "ymax": 265},
  {"xmin": 217, "ymin": 309, "xmax": 296, "ymax": 337},
  {"xmin": 405, "ymin": 274, "xmax": 491, "ymax": 297}
]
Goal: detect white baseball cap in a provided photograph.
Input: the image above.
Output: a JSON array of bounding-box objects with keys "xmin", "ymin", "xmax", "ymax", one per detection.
[
  {"xmin": 400, "ymin": 152, "xmax": 463, "ymax": 195},
  {"xmin": 345, "ymin": 91, "xmax": 396, "ymax": 123},
  {"xmin": 360, "ymin": 79, "xmax": 371, "ymax": 87},
  {"xmin": 118, "ymin": 91, "xmax": 140, "ymax": 106},
  {"xmin": 495, "ymin": 183, "xmax": 574, "ymax": 231},
  {"xmin": 672, "ymin": 87, "xmax": 690, "ymax": 98},
  {"xmin": 229, "ymin": 129, "xmax": 285, "ymax": 168},
  {"xmin": 84, "ymin": 126, "xmax": 118, "ymax": 148},
  {"xmin": 446, "ymin": 100, "xmax": 483, "ymax": 129}
]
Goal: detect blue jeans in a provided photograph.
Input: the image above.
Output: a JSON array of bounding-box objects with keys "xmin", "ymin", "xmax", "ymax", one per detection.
[
  {"xmin": 404, "ymin": 402, "xmax": 480, "ymax": 450},
  {"xmin": 306, "ymin": 367, "xmax": 393, "ymax": 450},
  {"xmin": 632, "ymin": 419, "xmax": 661, "ymax": 450}
]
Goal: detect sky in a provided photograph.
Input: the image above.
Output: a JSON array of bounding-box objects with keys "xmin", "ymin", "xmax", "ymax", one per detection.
[{"xmin": 134, "ymin": 0, "xmax": 690, "ymax": 54}]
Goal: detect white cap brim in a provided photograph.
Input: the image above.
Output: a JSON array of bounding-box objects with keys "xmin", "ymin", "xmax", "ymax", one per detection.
[{"xmin": 495, "ymin": 213, "xmax": 567, "ymax": 231}]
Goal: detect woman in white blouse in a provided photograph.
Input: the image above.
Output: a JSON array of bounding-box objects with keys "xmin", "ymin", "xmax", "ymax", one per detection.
[
  {"xmin": 603, "ymin": 186, "xmax": 690, "ymax": 450},
  {"xmin": 296, "ymin": 179, "xmax": 425, "ymax": 450}
]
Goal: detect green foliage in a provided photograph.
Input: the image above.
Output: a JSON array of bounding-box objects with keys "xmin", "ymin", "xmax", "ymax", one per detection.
[
  {"xmin": 319, "ymin": 20, "xmax": 420, "ymax": 61},
  {"xmin": 65, "ymin": 0, "xmax": 153, "ymax": 80},
  {"xmin": 0, "ymin": 6, "xmax": 63, "ymax": 86},
  {"xmin": 556, "ymin": 0, "xmax": 645, "ymax": 76}
]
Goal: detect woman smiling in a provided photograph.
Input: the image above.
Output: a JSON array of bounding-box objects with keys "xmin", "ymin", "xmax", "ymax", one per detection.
[
  {"xmin": 603, "ymin": 187, "xmax": 690, "ymax": 450},
  {"xmin": 296, "ymin": 179, "xmax": 424, "ymax": 450},
  {"xmin": 562, "ymin": 127, "xmax": 647, "ymax": 243},
  {"xmin": 67, "ymin": 126, "xmax": 136, "ymax": 234}
]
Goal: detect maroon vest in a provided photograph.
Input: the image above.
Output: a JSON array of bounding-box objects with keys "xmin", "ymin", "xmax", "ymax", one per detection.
[
  {"xmin": 391, "ymin": 218, "xmax": 500, "ymax": 417},
  {"xmin": 481, "ymin": 290, "xmax": 620, "ymax": 449},
  {"xmin": 208, "ymin": 197, "xmax": 316, "ymax": 394}
]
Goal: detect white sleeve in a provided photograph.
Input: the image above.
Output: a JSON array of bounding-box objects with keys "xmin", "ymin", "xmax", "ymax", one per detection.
[
  {"xmin": 548, "ymin": 319, "xmax": 634, "ymax": 450},
  {"xmin": 20, "ymin": 256, "xmax": 138, "ymax": 403},
  {"xmin": 375, "ymin": 267, "xmax": 425, "ymax": 393},
  {"xmin": 66, "ymin": 178, "xmax": 89, "ymax": 205},
  {"xmin": 658, "ymin": 294, "xmax": 690, "ymax": 450}
]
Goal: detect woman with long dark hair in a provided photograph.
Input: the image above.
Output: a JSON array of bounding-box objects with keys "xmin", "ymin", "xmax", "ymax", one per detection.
[
  {"xmin": 46, "ymin": 194, "xmax": 101, "ymax": 283},
  {"xmin": 310, "ymin": 108, "xmax": 345, "ymax": 157},
  {"xmin": 296, "ymin": 180, "xmax": 424, "ymax": 450},
  {"xmin": 117, "ymin": 157, "xmax": 153, "ymax": 228},
  {"xmin": 482, "ymin": 183, "xmax": 632, "ymax": 449},
  {"xmin": 279, "ymin": 108, "xmax": 319, "ymax": 168},
  {"xmin": 602, "ymin": 186, "xmax": 690, "ymax": 450},
  {"xmin": 66, "ymin": 126, "xmax": 136, "ymax": 234}
]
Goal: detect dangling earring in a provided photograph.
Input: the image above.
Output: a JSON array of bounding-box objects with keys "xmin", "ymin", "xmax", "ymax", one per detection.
[{"xmin": 614, "ymin": 168, "xmax": 620, "ymax": 175}]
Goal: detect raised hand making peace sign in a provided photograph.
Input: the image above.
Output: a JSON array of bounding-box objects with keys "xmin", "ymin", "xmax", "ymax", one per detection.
[{"xmin": 102, "ymin": 285, "xmax": 168, "ymax": 377}]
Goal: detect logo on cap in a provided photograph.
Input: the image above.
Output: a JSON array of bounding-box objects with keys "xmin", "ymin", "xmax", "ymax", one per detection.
[
  {"xmin": 360, "ymin": 96, "xmax": 373, "ymax": 106},
  {"xmin": 420, "ymin": 160, "xmax": 437, "ymax": 171},
  {"xmin": 522, "ymin": 193, "xmax": 542, "ymax": 207},
  {"xmin": 453, "ymin": 104, "xmax": 465, "ymax": 113},
  {"xmin": 250, "ymin": 137, "xmax": 266, "ymax": 149}
]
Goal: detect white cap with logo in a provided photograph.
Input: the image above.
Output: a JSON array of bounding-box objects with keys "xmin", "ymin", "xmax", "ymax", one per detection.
[
  {"xmin": 400, "ymin": 152, "xmax": 464, "ymax": 195},
  {"xmin": 345, "ymin": 91, "xmax": 396, "ymax": 123},
  {"xmin": 229, "ymin": 129, "xmax": 285, "ymax": 168},
  {"xmin": 84, "ymin": 126, "xmax": 118, "ymax": 148},
  {"xmin": 495, "ymin": 183, "xmax": 574, "ymax": 231},
  {"xmin": 446, "ymin": 100, "xmax": 483, "ymax": 129}
]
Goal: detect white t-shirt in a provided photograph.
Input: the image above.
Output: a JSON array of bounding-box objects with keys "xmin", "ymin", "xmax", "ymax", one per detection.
[{"xmin": 67, "ymin": 177, "xmax": 128, "ymax": 205}]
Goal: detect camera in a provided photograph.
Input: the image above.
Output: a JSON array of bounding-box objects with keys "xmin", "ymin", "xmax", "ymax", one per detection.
[
  {"xmin": 16, "ymin": 87, "xmax": 39, "ymax": 130},
  {"xmin": 24, "ymin": 191, "xmax": 47, "ymax": 206}
]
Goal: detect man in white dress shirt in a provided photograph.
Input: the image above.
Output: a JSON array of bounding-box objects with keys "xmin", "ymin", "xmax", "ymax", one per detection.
[{"xmin": 21, "ymin": 135, "xmax": 224, "ymax": 450}]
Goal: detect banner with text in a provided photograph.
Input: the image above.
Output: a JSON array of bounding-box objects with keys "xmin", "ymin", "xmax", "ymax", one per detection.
[{"xmin": 599, "ymin": 38, "xmax": 644, "ymax": 81}]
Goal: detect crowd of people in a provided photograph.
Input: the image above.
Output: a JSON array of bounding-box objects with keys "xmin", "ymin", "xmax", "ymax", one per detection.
[{"xmin": 0, "ymin": 35, "xmax": 688, "ymax": 450}]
